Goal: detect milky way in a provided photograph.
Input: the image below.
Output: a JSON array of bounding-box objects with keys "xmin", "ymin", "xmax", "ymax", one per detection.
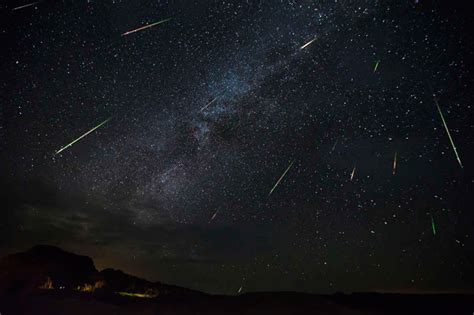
[{"xmin": 1, "ymin": 1, "xmax": 473, "ymax": 294}]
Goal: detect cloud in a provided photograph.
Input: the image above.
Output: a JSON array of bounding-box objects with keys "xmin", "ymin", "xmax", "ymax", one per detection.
[{"xmin": 0, "ymin": 176, "xmax": 273, "ymax": 266}]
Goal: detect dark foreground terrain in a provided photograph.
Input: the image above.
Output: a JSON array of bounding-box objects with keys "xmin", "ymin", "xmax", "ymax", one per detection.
[
  {"xmin": 0, "ymin": 246, "xmax": 472, "ymax": 315},
  {"xmin": 2, "ymin": 290, "xmax": 474, "ymax": 315}
]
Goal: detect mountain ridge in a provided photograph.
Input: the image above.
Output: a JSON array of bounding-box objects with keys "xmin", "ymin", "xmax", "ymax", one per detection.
[{"xmin": 0, "ymin": 244, "xmax": 200, "ymax": 297}]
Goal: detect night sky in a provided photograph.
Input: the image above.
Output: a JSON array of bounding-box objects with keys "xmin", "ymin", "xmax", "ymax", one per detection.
[{"xmin": 1, "ymin": 0, "xmax": 473, "ymax": 295}]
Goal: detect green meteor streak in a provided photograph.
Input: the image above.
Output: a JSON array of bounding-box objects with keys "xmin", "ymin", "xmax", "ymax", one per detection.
[
  {"xmin": 55, "ymin": 117, "xmax": 112, "ymax": 155},
  {"xmin": 430, "ymin": 214, "xmax": 436, "ymax": 236},
  {"xmin": 434, "ymin": 98, "xmax": 463, "ymax": 168},
  {"xmin": 268, "ymin": 160, "xmax": 295, "ymax": 196},
  {"xmin": 373, "ymin": 60, "xmax": 380, "ymax": 73}
]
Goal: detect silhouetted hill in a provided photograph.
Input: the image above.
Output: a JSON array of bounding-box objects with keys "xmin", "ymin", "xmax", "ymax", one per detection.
[
  {"xmin": 0, "ymin": 245, "xmax": 97, "ymax": 292},
  {"xmin": 0, "ymin": 245, "xmax": 200, "ymax": 298},
  {"xmin": 99, "ymin": 268, "xmax": 199, "ymax": 296}
]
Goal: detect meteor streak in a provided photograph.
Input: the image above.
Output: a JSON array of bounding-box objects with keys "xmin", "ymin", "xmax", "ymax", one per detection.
[
  {"xmin": 200, "ymin": 97, "xmax": 218, "ymax": 112},
  {"xmin": 392, "ymin": 152, "xmax": 397, "ymax": 175},
  {"xmin": 300, "ymin": 37, "xmax": 317, "ymax": 50},
  {"xmin": 237, "ymin": 286, "xmax": 243, "ymax": 294},
  {"xmin": 208, "ymin": 210, "xmax": 219, "ymax": 223},
  {"xmin": 268, "ymin": 160, "xmax": 295, "ymax": 196},
  {"xmin": 122, "ymin": 18, "xmax": 171, "ymax": 36},
  {"xmin": 373, "ymin": 60, "xmax": 380, "ymax": 73},
  {"xmin": 434, "ymin": 97, "xmax": 463, "ymax": 168},
  {"xmin": 12, "ymin": 1, "xmax": 41, "ymax": 11},
  {"xmin": 350, "ymin": 165, "xmax": 356, "ymax": 181},
  {"xmin": 430, "ymin": 214, "xmax": 436, "ymax": 235},
  {"xmin": 330, "ymin": 139, "xmax": 338, "ymax": 153},
  {"xmin": 55, "ymin": 117, "xmax": 112, "ymax": 155}
]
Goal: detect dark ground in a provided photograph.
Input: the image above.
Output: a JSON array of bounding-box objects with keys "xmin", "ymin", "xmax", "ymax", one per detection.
[{"xmin": 1, "ymin": 289, "xmax": 474, "ymax": 315}]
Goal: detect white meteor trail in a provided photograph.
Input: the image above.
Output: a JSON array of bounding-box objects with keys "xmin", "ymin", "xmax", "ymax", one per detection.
[
  {"xmin": 55, "ymin": 117, "xmax": 112, "ymax": 155},
  {"xmin": 434, "ymin": 98, "xmax": 463, "ymax": 168},
  {"xmin": 122, "ymin": 18, "xmax": 171, "ymax": 36},
  {"xmin": 200, "ymin": 97, "xmax": 218, "ymax": 112},
  {"xmin": 300, "ymin": 37, "xmax": 317, "ymax": 50},
  {"xmin": 237, "ymin": 286, "xmax": 243, "ymax": 294},
  {"xmin": 208, "ymin": 210, "xmax": 219, "ymax": 223},
  {"xmin": 268, "ymin": 160, "xmax": 295, "ymax": 196},
  {"xmin": 350, "ymin": 165, "xmax": 356, "ymax": 181},
  {"xmin": 12, "ymin": 1, "xmax": 41, "ymax": 11}
]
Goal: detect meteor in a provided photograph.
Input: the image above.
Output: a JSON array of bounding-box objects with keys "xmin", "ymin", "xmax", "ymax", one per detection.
[
  {"xmin": 237, "ymin": 286, "xmax": 243, "ymax": 294},
  {"xmin": 200, "ymin": 97, "xmax": 218, "ymax": 112},
  {"xmin": 300, "ymin": 37, "xmax": 317, "ymax": 50},
  {"xmin": 268, "ymin": 160, "xmax": 295, "ymax": 196},
  {"xmin": 12, "ymin": 1, "xmax": 41, "ymax": 11},
  {"xmin": 434, "ymin": 97, "xmax": 463, "ymax": 168},
  {"xmin": 392, "ymin": 152, "xmax": 397, "ymax": 175},
  {"xmin": 350, "ymin": 165, "xmax": 356, "ymax": 181},
  {"xmin": 430, "ymin": 214, "xmax": 436, "ymax": 236},
  {"xmin": 208, "ymin": 210, "xmax": 219, "ymax": 223},
  {"xmin": 373, "ymin": 60, "xmax": 380, "ymax": 73},
  {"xmin": 122, "ymin": 18, "xmax": 171, "ymax": 36},
  {"xmin": 330, "ymin": 139, "xmax": 338, "ymax": 153},
  {"xmin": 55, "ymin": 117, "xmax": 112, "ymax": 155}
]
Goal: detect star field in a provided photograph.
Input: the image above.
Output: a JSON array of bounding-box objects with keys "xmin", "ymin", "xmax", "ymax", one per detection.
[{"xmin": 1, "ymin": 0, "xmax": 473, "ymax": 294}]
